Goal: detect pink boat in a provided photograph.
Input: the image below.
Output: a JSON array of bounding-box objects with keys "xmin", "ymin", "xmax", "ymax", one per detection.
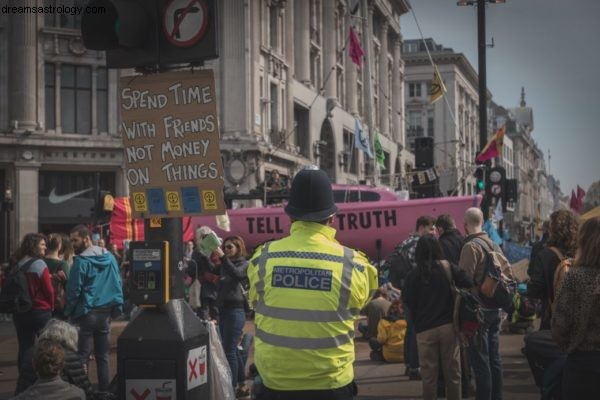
[{"xmin": 110, "ymin": 185, "xmax": 481, "ymax": 261}]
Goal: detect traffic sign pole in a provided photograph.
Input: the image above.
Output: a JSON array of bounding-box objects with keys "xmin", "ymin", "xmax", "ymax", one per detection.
[{"xmin": 145, "ymin": 217, "xmax": 185, "ymax": 299}]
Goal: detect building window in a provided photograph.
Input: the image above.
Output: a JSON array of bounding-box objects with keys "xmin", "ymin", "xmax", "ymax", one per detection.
[
  {"xmin": 97, "ymin": 68, "xmax": 108, "ymax": 133},
  {"xmin": 427, "ymin": 109, "xmax": 434, "ymax": 137},
  {"xmin": 61, "ymin": 65, "xmax": 91, "ymax": 134},
  {"xmin": 268, "ymin": 5, "xmax": 280, "ymax": 52},
  {"xmin": 44, "ymin": 0, "xmax": 81, "ymax": 29},
  {"xmin": 294, "ymin": 103, "xmax": 310, "ymax": 157},
  {"xmin": 45, "ymin": 64, "xmax": 56, "ymax": 130},
  {"xmin": 409, "ymin": 82, "xmax": 421, "ymax": 97},
  {"xmin": 309, "ymin": 0, "xmax": 322, "ymax": 89},
  {"xmin": 343, "ymin": 130, "xmax": 358, "ymax": 174}
]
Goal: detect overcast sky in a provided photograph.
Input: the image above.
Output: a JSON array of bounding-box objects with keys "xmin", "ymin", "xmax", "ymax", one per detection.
[{"xmin": 401, "ymin": 0, "xmax": 600, "ymax": 195}]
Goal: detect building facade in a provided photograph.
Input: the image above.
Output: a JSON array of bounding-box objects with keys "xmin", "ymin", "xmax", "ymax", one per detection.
[
  {"xmin": 402, "ymin": 38, "xmax": 483, "ymax": 196},
  {"xmin": 0, "ymin": 0, "xmax": 412, "ymax": 261}
]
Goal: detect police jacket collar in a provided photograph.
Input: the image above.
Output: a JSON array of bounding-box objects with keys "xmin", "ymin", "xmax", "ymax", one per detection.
[{"xmin": 290, "ymin": 220, "xmax": 337, "ymax": 240}]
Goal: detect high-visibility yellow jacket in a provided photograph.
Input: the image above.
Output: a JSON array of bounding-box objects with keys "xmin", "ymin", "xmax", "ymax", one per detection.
[
  {"xmin": 248, "ymin": 221, "xmax": 379, "ymax": 391},
  {"xmin": 376, "ymin": 317, "xmax": 407, "ymax": 363}
]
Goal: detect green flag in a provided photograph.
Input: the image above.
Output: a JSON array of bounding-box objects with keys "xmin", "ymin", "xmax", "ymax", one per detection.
[{"xmin": 374, "ymin": 129, "xmax": 386, "ymax": 169}]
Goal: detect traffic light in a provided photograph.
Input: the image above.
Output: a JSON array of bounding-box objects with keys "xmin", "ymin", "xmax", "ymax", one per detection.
[
  {"xmin": 81, "ymin": 0, "xmax": 219, "ymax": 69},
  {"xmin": 474, "ymin": 167, "xmax": 485, "ymax": 193},
  {"xmin": 485, "ymin": 166, "xmax": 506, "ymax": 204}
]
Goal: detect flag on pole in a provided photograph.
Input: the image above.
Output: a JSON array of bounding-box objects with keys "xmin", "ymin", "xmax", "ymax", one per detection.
[
  {"xmin": 374, "ymin": 129, "xmax": 386, "ymax": 169},
  {"xmin": 348, "ymin": 27, "xmax": 364, "ymax": 69},
  {"xmin": 577, "ymin": 185, "xmax": 586, "ymax": 209},
  {"xmin": 430, "ymin": 66, "xmax": 447, "ymax": 104},
  {"xmin": 569, "ymin": 190, "xmax": 579, "ymax": 212},
  {"xmin": 476, "ymin": 125, "xmax": 506, "ymax": 163},
  {"xmin": 354, "ymin": 117, "xmax": 372, "ymax": 158},
  {"xmin": 494, "ymin": 199, "xmax": 504, "ymax": 221}
]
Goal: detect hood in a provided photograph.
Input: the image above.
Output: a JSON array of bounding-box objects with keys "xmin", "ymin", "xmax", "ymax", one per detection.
[{"xmin": 77, "ymin": 246, "xmax": 114, "ymax": 269}]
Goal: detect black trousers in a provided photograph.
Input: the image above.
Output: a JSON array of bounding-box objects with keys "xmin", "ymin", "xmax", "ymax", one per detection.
[
  {"xmin": 563, "ymin": 351, "xmax": 600, "ymax": 400},
  {"xmin": 256, "ymin": 381, "xmax": 357, "ymax": 400}
]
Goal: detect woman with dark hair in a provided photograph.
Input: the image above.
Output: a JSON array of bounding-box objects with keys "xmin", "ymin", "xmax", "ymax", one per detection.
[
  {"xmin": 59, "ymin": 233, "xmax": 74, "ymax": 268},
  {"xmin": 217, "ymin": 235, "xmax": 250, "ymax": 398},
  {"xmin": 552, "ymin": 216, "xmax": 600, "ymax": 399},
  {"xmin": 9, "ymin": 233, "xmax": 54, "ymax": 392},
  {"xmin": 44, "ymin": 234, "xmax": 69, "ymax": 317},
  {"xmin": 402, "ymin": 235, "xmax": 472, "ymax": 400},
  {"xmin": 528, "ymin": 209, "xmax": 579, "ymax": 330}
]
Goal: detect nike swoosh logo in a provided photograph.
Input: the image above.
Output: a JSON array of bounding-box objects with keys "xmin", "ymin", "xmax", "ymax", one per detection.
[{"xmin": 48, "ymin": 187, "xmax": 94, "ymax": 204}]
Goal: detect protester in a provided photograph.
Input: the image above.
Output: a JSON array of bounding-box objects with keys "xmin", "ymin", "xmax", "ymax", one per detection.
[
  {"xmin": 248, "ymin": 168, "xmax": 378, "ymax": 399},
  {"xmin": 65, "ymin": 225, "xmax": 123, "ymax": 391},
  {"xmin": 10, "ymin": 340, "xmax": 85, "ymax": 400},
  {"xmin": 15, "ymin": 319, "xmax": 93, "ymax": 398},
  {"xmin": 217, "ymin": 235, "xmax": 250, "ymax": 398},
  {"xmin": 459, "ymin": 207, "xmax": 504, "ymax": 400},
  {"xmin": 59, "ymin": 233, "xmax": 74, "ymax": 268},
  {"xmin": 527, "ymin": 210, "xmax": 578, "ymax": 330},
  {"xmin": 552, "ymin": 216, "xmax": 600, "ymax": 399},
  {"xmin": 192, "ymin": 226, "xmax": 222, "ymax": 321},
  {"xmin": 435, "ymin": 214, "xmax": 464, "ymax": 265},
  {"xmin": 404, "ymin": 235, "xmax": 472, "ymax": 400},
  {"xmin": 107, "ymin": 243, "xmax": 122, "ymax": 266},
  {"xmin": 529, "ymin": 220, "xmax": 549, "ymax": 267},
  {"xmin": 8, "ymin": 233, "xmax": 54, "ymax": 387},
  {"xmin": 394, "ymin": 215, "xmax": 436, "ymax": 380},
  {"xmin": 368, "ymin": 300, "xmax": 406, "ymax": 363},
  {"xmin": 358, "ymin": 289, "xmax": 391, "ymax": 340},
  {"xmin": 435, "ymin": 214, "xmax": 472, "ymax": 397},
  {"xmin": 44, "ymin": 233, "xmax": 69, "ymax": 318}
]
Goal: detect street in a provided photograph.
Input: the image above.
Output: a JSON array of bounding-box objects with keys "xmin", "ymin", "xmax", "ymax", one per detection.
[{"xmin": 0, "ymin": 318, "xmax": 539, "ymax": 400}]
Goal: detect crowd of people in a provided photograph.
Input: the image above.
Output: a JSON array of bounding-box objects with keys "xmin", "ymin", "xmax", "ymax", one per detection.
[{"xmin": 1, "ymin": 167, "xmax": 598, "ymax": 400}]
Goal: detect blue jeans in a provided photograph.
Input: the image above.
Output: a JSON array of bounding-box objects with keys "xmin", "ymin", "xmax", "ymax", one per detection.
[
  {"xmin": 77, "ymin": 310, "xmax": 112, "ymax": 391},
  {"xmin": 219, "ymin": 307, "xmax": 246, "ymax": 387},
  {"xmin": 468, "ymin": 309, "xmax": 503, "ymax": 400}
]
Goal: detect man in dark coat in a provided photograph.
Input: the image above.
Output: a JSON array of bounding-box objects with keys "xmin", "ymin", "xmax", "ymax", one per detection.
[{"xmin": 435, "ymin": 215, "xmax": 464, "ymax": 264}]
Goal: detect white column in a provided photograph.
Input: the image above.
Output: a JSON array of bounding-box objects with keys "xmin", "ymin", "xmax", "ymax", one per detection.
[
  {"xmin": 392, "ymin": 36, "xmax": 402, "ymax": 143},
  {"xmin": 15, "ymin": 163, "xmax": 40, "ymax": 244},
  {"xmin": 293, "ymin": 0, "xmax": 310, "ymax": 84},
  {"xmin": 322, "ymin": 0, "xmax": 337, "ymax": 99},
  {"xmin": 8, "ymin": 0, "xmax": 38, "ymax": 131},
  {"xmin": 378, "ymin": 21, "xmax": 389, "ymax": 136}
]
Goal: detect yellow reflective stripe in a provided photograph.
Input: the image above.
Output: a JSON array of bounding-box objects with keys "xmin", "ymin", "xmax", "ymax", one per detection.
[
  {"xmin": 255, "ymin": 246, "xmax": 357, "ymax": 323},
  {"xmin": 256, "ymin": 328, "xmax": 354, "ymax": 349}
]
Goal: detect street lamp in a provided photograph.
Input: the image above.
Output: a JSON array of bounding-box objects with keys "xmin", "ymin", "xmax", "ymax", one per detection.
[
  {"xmin": 457, "ymin": 0, "xmax": 506, "ymax": 158},
  {"xmin": 2, "ymin": 186, "xmax": 14, "ymax": 263}
]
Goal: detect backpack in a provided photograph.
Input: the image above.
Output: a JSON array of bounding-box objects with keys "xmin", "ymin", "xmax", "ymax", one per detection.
[
  {"xmin": 0, "ymin": 258, "xmax": 36, "ymax": 314},
  {"xmin": 512, "ymin": 292, "xmax": 537, "ymax": 323},
  {"xmin": 440, "ymin": 261, "xmax": 484, "ymax": 343},
  {"xmin": 51, "ymin": 269, "xmax": 67, "ymax": 313},
  {"xmin": 384, "ymin": 244, "xmax": 413, "ymax": 290},
  {"xmin": 547, "ymin": 247, "xmax": 572, "ymax": 313},
  {"xmin": 471, "ymin": 238, "xmax": 516, "ymax": 313}
]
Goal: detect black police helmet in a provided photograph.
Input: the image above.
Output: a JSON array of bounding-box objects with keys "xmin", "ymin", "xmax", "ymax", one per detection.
[{"xmin": 284, "ymin": 169, "xmax": 338, "ymax": 222}]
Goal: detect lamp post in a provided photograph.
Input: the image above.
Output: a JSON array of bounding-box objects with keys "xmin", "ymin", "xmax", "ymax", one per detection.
[
  {"xmin": 458, "ymin": 0, "xmax": 505, "ymax": 218},
  {"xmin": 2, "ymin": 186, "xmax": 13, "ymax": 263}
]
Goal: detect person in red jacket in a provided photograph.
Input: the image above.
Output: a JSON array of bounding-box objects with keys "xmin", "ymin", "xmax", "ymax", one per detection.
[{"xmin": 9, "ymin": 232, "xmax": 54, "ymax": 392}]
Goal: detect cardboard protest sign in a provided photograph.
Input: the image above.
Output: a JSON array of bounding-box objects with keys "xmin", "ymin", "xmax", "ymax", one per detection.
[{"xmin": 120, "ymin": 70, "xmax": 225, "ymax": 218}]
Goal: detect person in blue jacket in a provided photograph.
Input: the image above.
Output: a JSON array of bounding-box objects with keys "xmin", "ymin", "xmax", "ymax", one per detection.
[{"xmin": 65, "ymin": 225, "xmax": 123, "ymax": 392}]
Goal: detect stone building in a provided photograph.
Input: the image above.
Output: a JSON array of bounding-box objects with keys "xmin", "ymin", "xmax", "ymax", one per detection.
[
  {"xmin": 0, "ymin": 0, "xmax": 412, "ymax": 261},
  {"xmin": 402, "ymin": 38, "xmax": 483, "ymax": 196}
]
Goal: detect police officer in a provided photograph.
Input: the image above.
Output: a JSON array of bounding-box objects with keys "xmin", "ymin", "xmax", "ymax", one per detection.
[{"xmin": 248, "ymin": 168, "xmax": 378, "ymax": 400}]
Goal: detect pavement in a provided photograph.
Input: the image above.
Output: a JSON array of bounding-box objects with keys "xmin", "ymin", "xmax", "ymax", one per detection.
[{"xmin": 0, "ymin": 316, "xmax": 539, "ymax": 400}]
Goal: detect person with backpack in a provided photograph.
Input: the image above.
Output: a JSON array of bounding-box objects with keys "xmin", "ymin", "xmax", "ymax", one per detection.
[
  {"xmin": 44, "ymin": 233, "xmax": 69, "ymax": 319},
  {"xmin": 388, "ymin": 215, "xmax": 436, "ymax": 380},
  {"xmin": 551, "ymin": 216, "xmax": 600, "ymax": 399},
  {"xmin": 2, "ymin": 233, "xmax": 54, "ymax": 391},
  {"xmin": 459, "ymin": 207, "xmax": 507, "ymax": 400},
  {"xmin": 435, "ymin": 214, "xmax": 464, "ymax": 265},
  {"xmin": 527, "ymin": 210, "xmax": 578, "ymax": 330},
  {"xmin": 403, "ymin": 234, "xmax": 473, "ymax": 400},
  {"xmin": 65, "ymin": 225, "xmax": 123, "ymax": 392}
]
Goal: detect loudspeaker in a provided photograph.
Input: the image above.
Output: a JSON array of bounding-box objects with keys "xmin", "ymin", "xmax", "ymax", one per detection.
[{"xmin": 414, "ymin": 137, "xmax": 434, "ymax": 169}]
